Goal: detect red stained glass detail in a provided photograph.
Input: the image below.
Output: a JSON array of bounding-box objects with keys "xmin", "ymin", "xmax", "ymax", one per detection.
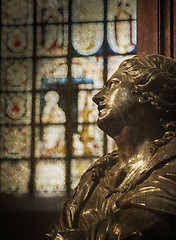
[
  {"xmin": 14, "ymin": 40, "xmax": 21, "ymax": 47},
  {"xmin": 50, "ymin": 40, "xmax": 57, "ymax": 49},
  {"xmin": 4, "ymin": 149, "xmax": 8, "ymax": 153},
  {"xmin": 21, "ymin": 148, "xmax": 25, "ymax": 152},
  {"xmin": 12, "ymin": 106, "xmax": 20, "ymax": 113},
  {"xmin": 45, "ymin": 15, "xmax": 53, "ymax": 23}
]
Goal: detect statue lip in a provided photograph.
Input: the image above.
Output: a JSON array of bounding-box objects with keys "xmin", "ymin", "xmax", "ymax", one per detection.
[{"xmin": 98, "ymin": 103, "xmax": 106, "ymax": 111}]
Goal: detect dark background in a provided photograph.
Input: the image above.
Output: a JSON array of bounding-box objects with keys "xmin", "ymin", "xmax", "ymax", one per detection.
[{"xmin": 0, "ymin": 195, "xmax": 65, "ymax": 240}]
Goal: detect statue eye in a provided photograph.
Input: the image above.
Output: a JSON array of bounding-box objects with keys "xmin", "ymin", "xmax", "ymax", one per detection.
[
  {"xmin": 108, "ymin": 81, "xmax": 119, "ymax": 89},
  {"xmin": 106, "ymin": 78, "xmax": 121, "ymax": 89},
  {"xmin": 108, "ymin": 82, "xmax": 116, "ymax": 88},
  {"xmin": 112, "ymin": 78, "xmax": 121, "ymax": 83}
]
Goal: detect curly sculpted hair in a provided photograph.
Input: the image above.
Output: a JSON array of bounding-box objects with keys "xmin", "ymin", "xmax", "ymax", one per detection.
[{"xmin": 119, "ymin": 54, "xmax": 176, "ymax": 155}]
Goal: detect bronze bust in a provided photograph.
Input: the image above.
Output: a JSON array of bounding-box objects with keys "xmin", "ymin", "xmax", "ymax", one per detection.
[{"xmin": 48, "ymin": 55, "xmax": 176, "ymax": 239}]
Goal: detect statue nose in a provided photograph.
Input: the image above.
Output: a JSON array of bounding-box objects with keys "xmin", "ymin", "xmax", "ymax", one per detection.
[{"xmin": 92, "ymin": 89, "xmax": 105, "ymax": 105}]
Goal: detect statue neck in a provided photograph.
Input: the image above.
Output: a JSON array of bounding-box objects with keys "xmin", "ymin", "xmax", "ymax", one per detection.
[{"xmin": 113, "ymin": 124, "xmax": 162, "ymax": 166}]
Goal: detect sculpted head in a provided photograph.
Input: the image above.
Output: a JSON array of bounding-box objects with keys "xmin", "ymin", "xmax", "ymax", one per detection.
[{"xmin": 93, "ymin": 54, "xmax": 176, "ymax": 155}]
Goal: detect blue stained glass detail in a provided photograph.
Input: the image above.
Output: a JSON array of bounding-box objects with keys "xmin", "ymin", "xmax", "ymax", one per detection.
[
  {"xmin": 41, "ymin": 8, "xmax": 46, "ymax": 18},
  {"xmin": 40, "ymin": 93, "xmax": 45, "ymax": 121},
  {"xmin": 72, "ymin": 77, "xmax": 94, "ymax": 85},
  {"xmin": 41, "ymin": 77, "xmax": 93, "ymax": 89},
  {"xmin": 108, "ymin": 44, "xmax": 137, "ymax": 55},
  {"xmin": 41, "ymin": 78, "xmax": 67, "ymax": 88},
  {"xmin": 58, "ymin": 8, "xmax": 64, "ymax": 16}
]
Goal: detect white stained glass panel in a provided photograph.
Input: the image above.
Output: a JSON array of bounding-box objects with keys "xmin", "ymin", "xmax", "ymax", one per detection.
[
  {"xmin": 2, "ymin": 0, "xmax": 33, "ymax": 25},
  {"xmin": 1, "ymin": 26, "xmax": 33, "ymax": 57},
  {"xmin": 35, "ymin": 91, "xmax": 66, "ymax": 124},
  {"xmin": 71, "ymin": 159, "xmax": 96, "ymax": 189},
  {"xmin": 1, "ymin": 59, "xmax": 32, "ymax": 91},
  {"xmin": 0, "ymin": 160, "xmax": 30, "ymax": 194},
  {"xmin": 72, "ymin": 57, "xmax": 104, "ymax": 89},
  {"xmin": 35, "ymin": 126, "xmax": 66, "ymax": 158},
  {"xmin": 36, "ymin": 58, "xmax": 68, "ymax": 89},
  {"xmin": 35, "ymin": 160, "xmax": 66, "ymax": 196},
  {"xmin": 0, "ymin": 126, "xmax": 31, "ymax": 159},
  {"xmin": 73, "ymin": 125, "xmax": 103, "ymax": 157},
  {"xmin": 72, "ymin": 23, "xmax": 104, "ymax": 56},
  {"xmin": 107, "ymin": 0, "xmax": 137, "ymax": 21},
  {"xmin": 0, "ymin": 93, "xmax": 32, "ymax": 124},
  {"xmin": 77, "ymin": 91, "xmax": 98, "ymax": 123},
  {"xmin": 37, "ymin": 25, "xmax": 68, "ymax": 57},
  {"xmin": 37, "ymin": 0, "xmax": 68, "ymax": 23},
  {"xmin": 107, "ymin": 21, "xmax": 136, "ymax": 54},
  {"xmin": 72, "ymin": 0, "xmax": 104, "ymax": 22}
]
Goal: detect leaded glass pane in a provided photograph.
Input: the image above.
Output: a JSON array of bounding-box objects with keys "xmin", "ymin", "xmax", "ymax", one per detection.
[
  {"xmin": 73, "ymin": 124, "xmax": 103, "ymax": 157},
  {"xmin": 0, "ymin": 126, "xmax": 31, "ymax": 159},
  {"xmin": 0, "ymin": 0, "xmax": 137, "ymax": 197},
  {"xmin": 72, "ymin": 23, "xmax": 103, "ymax": 56},
  {"xmin": 35, "ymin": 160, "xmax": 66, "ymax": 196},
  {"xmin": 2, "ymin": 0, "xmax": 33, "ymax": 25},
  {"xmin": 77, "ymin": 90, "xmax": 98, "ymax": 123},
  {"xmin": 37, "ymin": 0, "xmax": 68, "ymax": 23},
  {"xmin": 107, "ymin": 0, "xmax": 137, "ymax": 21},
  {"xmin": 36, "ymin": 58, "xmax": 68, "ymax": 89},
  {"xmin": 0, "ymin": 93, "xmax": 32, "ymax": 124},
  {"xmin": 1, "ymin": 26, "xmax": 33, "ymax": 57},
  {"xmin": 0, "ymin": 160, "xmax": 30, "ymax": 194},
  {"xmin": 72, "ymin": 0, "xmax": 104, "ymax": 22},
  {"xmin": 71, "ymin": 158, "xmax": 96, "ymax": 189},
  {"xmin": 107, "ymin": 20, "xmax": 136, "ymax": 54},
  {"xmin": 35, "ymin": 91, "xmax": 66, "ymax": 124},
  {"xmin": 72, "ymin": 57, "xmax": 104, "ymax": 89},
  {"xmin": 37, "ymin": 25, "xmax": 68, "ymax": 57},
  {"xmin": 1, "ymin": 59, "xmax": 32, "ymax": 91},
  {"xmin": 35, "ymin": 126, "xmax": 66, "ymax": 158}
]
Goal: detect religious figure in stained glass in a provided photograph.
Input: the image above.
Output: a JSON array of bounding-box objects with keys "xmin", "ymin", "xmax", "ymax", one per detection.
[
  {"xmin": 42, "ymin": 91, "xmax": 66, "ymax": 124},
  {"xmin": 47, "ymin": 55, "xmax": 176, "ymax": 240}
]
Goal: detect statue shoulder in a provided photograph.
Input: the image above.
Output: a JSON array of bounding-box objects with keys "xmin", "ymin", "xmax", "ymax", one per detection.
[
  {"xmin": 81, "ymin": 150, "xmax": 118, "ymax": 180},
  {"xmin": 117, "ymin": 152, "xmax": 176, "ymax": 216},
  {"xmin": 71, "ymin": 150, "xmax": 118, "ymax": 200}
]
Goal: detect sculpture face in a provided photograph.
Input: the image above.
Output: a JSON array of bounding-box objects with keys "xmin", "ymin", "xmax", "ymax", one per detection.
[{"xmin": 93, "ymin": 68, "xmax": 139, "ymax": 137}]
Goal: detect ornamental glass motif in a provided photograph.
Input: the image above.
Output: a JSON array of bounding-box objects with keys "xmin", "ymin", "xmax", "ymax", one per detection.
[{"xmin": 0, "ymin": 0, "xmax": 137, "ymax": 196}]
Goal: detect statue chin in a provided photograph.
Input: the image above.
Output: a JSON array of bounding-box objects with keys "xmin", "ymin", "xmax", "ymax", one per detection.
[
  {"xmin": 97, "ymin": 118, "xmax": 114, "ymax": 138},
  {"xmin": 97, "ymin": 116, "xmax": 124, "ymax": 139}
]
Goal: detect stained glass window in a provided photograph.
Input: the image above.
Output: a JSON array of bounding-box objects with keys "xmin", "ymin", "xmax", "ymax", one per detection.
[{"xmin": 0, "ymin": 0, "xmax": 137, "ymax": 197}]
